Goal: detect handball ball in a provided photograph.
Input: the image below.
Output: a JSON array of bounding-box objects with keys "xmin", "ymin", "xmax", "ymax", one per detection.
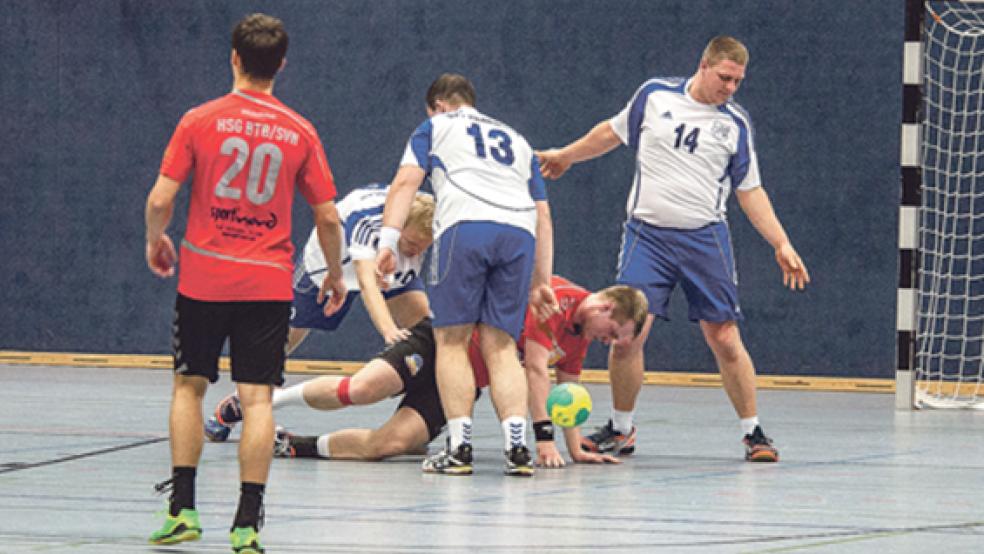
[{"xmin": 546, "ymin": 383, "xmax": 592, "ymax": 428}]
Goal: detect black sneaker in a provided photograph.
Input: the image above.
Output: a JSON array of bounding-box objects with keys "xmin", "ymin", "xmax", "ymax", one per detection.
[
  {"xmin": 580, "ymin": 419, "xmax": 637, "ymax": 455},
  {"xmin": 273, "ymin": 427, "xmax": 320, "ymax": 458},
  {"xmin": 504, "ymin": 445, "xmax": 534, "ymax": 477},
  {"xmin": 743, "ymin": 425, "xmax": 779, "ymax": 462},
  {"xmin": 422, "ymin": 441, "xmax": 473, "ymax": 475}
]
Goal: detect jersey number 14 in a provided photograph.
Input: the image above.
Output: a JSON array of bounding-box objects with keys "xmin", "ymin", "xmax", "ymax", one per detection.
[{"xmin": 673, "ymin": 124, "xmax": 700, "ymax": 154}]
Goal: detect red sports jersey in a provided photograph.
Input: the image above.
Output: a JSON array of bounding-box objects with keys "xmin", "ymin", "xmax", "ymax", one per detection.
[
  {"xmin": 468, "ymin": 275, "xmax": 591, "ymax": 382},
  {"xmin": 160, "ymin": 89, "xmax": 336, "ymax": 301},
  {"xmin": 521, "ymin": 275, "xmax": 591, "ymax": 376}
]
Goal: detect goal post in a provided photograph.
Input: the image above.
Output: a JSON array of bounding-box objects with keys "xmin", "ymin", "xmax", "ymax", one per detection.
[{"xmin": 897, "ymin": 1, "xmax": 984, "ymax": 410}]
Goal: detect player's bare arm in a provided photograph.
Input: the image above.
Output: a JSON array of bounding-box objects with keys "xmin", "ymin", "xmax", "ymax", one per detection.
[
  {"xmin": 735, "ymin": 187, "xmax": 810, "ymax": 291},
  {"xmin": 144, "ymin": 174, "xmax": 182, "ymax": 277},
  {"xmin": 536, "ymin": 121, "xmax": 622, "ymax": 180},
  {"xmin": 312, "ymin": 201, "xmax": 348, "ymax": 315},
  {"xmin": 377, "ymin": 165, "xmax": 426, "ymax": 277},
  {"xmin": 524, "ymin": 340, "xmax": 566, "ymax": 468},
  {"xmin": 353, "ymin": 259, "xmax": 410, "ymax": 345},
  {"xmin": 529, "ymin": 200, "xmax": 560, "ymax": 320}
]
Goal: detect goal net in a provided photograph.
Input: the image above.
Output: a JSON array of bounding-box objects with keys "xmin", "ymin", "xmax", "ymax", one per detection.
[{"xmin": 915, "ymin": 2, "xmax": 984, "ymax": 409}]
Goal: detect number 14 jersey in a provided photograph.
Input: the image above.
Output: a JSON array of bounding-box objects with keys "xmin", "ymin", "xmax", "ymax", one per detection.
[
  {"xmin": 610, "ymin": 77, "xmax": 761, "ymax": 230},
  {"xmin": 160, "ymin": 89, "xmax": 336, "ymax": 301}
]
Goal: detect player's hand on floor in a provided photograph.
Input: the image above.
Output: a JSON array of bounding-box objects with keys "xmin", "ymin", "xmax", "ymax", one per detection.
[
  {"xmin": 774, "ymin": 242, "xmax": 810, "ymax": 291},
  {"xmin": 570, "ymin": 448, "xmax": 621, "ymax": 465},
  {"xmin": 535, "ymin": 441, "xmax": 566, "ymax": 468},
  {"xmin": 319, "ymin": 274, "xmax": 347, "ymax": 316}
]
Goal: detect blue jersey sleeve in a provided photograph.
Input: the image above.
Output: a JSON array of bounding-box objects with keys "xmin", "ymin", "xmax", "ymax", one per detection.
[{"xmin": 408, "ymin": 119, "xmax": 434, "ymax": 171}]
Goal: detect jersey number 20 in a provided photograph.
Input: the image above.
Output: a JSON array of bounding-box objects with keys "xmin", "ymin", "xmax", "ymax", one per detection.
[{"xmin": 214, "ymin": 137, "xmax": 284, "ymax": 205}]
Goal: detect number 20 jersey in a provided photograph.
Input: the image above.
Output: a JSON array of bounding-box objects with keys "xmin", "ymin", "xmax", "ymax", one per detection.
[
  {"xmin": 609, "ymin": 77, "xmax": 761, "ymax": 230},
  {"xmin": 160, "ymin": 89, "xmax": 336, "ymax": 301},
  {"xmin": 400, "ymin": 106, "xmax": 546, "ymax": 240}
]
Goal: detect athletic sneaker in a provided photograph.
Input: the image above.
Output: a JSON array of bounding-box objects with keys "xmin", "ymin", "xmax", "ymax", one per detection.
[
  {"xmin": 204, "ymin": 393, "xmax": 242, "ymax": 442},
  {"xmin": 503, "ymin": 445, "xmax": 534, "ymax": 477},
  {"xmin": 230, "ymin": 526, "xmax": 265, "ymax": 553},
  {"xmin": 580, "ymin": 419, "xmax": 637, "ymax": 455},
  {"xmin": 273, "ymin": 426, "xmax": 296, "ymax": 458},
  {"xmin": 743, "ymin": 425, "xmax": 779, "ymax": 462},
  {"xmin": 149, "ymin": 508, "xmax": 201, "ymax": 545},
  {"xmin": 422, "ymin": 441, "xmax": 473, "ymax": 475}
]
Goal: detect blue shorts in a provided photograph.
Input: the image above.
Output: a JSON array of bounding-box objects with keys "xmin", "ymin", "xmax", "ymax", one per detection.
[
  {"xmin": 290, "ymin": 271, "xmax": 424, "ymax": 331},
  {"xmin": 616, "ymin": 218, "xmax": 742, "ymax": 323},
  {"xmin": 428, "ymin": 221, "xmax": 535, "ymax": 341}
]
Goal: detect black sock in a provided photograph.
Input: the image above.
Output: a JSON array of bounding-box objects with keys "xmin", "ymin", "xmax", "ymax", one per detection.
[
  {"xmin": 169, "ymin": 466, "xmax": 196, "ymax": 516},
  {"xmin": 232, "ymin": 482, "xmax": 265, "ymax": 531},
  {"xmin": 293, "ymin": 435, "xmax": 320, "ymax": 458}
]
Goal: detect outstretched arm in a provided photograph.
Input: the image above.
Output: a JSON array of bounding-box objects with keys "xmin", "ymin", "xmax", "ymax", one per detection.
[
  {"xmin": 536, "ymin": 121, "xmax": 622, "ymax": 180},
  {"xmin": 354, "ymin": 259, "xmax": 410, "ymax": 345},
  {"xmin": 736, "ymin": 187, "xmax": 810, "ymax": 290}
]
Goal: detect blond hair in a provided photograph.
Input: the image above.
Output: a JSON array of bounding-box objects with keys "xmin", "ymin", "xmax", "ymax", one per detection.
[
  {"xmin": 702, "ymin": 35, "xmax": 749, "ymax": 67},
  {"xmin": 406, "ymin": 192, "xmax": 435, "ymax": 240},
  {"xmin": 598, "ymin": 285, "xmax": 649, "ymax": 337}
]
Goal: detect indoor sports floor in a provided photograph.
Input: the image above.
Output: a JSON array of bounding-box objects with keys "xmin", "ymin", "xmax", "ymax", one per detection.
[{"xmin": 1, "ymin": 364, "xmax": 983, "ymax": 553}]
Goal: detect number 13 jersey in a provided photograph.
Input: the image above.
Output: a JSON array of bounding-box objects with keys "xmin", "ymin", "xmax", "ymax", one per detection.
[
  {"xmin": 400, "ymin": 106, "xmax": 546, "ymax": 240},
  {"xmin": 160, "ymin": 89, "xmax": 336, "ymax": 301},
  {"xmin": 609, "ymin": 77, "xmax": 761, "ymax": 230}
]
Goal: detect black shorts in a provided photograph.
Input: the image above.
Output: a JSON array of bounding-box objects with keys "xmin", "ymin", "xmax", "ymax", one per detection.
[
  {"xmin": 377, "ymin": 318, "xmax": 482, "ymax": 442},
  {"xmin": 172, "ymin": 293, "xmax": 290, "ymax": 386},
  {"xmin": 378, "ymin": 318, "xmax": 444, "ymax": 441}
]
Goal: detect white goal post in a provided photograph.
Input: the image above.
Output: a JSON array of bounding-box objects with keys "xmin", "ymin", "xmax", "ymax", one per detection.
[{"xmin": 897, "ymin": 1, "xmax": 984, "ymax": 410}]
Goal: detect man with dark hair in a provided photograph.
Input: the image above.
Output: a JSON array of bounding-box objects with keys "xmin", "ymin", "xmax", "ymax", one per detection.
[
  {"xmin": 144, "ymin": 13, "xmax": 345, "ymax": 553},
  {"xmin": 377, "ymin": 73, "xmax": 558, "ymax": 476}
]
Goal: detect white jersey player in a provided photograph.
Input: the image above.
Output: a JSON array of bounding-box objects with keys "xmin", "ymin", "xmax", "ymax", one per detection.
[
  {"xmin": 291, "ymin": 183, "xmax": 434, "ymax": 350},
  {"xmin": 537, "ymin": 36, "xmax": 810, "ymax": 463},
  {"xmin": 376, "ymin": 73, "xmax": 557, "ymax": 477}
]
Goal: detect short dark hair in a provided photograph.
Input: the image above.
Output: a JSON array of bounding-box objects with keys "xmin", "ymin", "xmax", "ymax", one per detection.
[
  {"xmin": 231, "ymin": 13, "xmax": 288, "ymax": 80},
  {"xmin": 426, "ymin": 73, "xmax": 476, "ymax": 110}
]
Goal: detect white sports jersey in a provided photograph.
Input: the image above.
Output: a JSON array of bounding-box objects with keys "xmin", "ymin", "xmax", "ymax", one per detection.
[
  {"xmin": 299, "ymin": 184, "xmax": 423, "ymax": 292},
  {"xmin": 609, "ymin": 77, "xmax": 761, "ymax": 229},
  {"xmin": 400, "ymin": 106, "xmax": 546, "ymax": 239}
]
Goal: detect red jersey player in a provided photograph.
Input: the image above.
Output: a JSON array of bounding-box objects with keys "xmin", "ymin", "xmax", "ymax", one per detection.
[
  {"xmin": 265, "ymin": 276, "xmax": 647, "ymax": 471},
  {"xmin": 144, "ymin": 13, "xmax": 345, "ymax": 553}
]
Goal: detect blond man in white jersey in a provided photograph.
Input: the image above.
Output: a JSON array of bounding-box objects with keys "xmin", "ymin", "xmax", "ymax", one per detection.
[{"xmin": 537, "ymin": 36, "xmax": 810, "ymax": 462}]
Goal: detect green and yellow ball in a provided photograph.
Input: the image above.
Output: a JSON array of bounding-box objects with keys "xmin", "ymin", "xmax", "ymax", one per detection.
[{"xmin": 545, "ymin": 383, "xmax": 592, "ymax": 428}]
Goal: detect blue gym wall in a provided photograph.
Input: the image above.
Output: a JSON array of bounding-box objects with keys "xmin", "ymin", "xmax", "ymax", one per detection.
[{"xmin": 0, "ymin": 0, "xmax": 903, "ymax": 378}]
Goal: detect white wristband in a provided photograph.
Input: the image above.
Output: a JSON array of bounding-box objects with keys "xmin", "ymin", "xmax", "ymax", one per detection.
[{"xmin": 378, "ymin": 226, "xmax": 401, "ymax": 254}]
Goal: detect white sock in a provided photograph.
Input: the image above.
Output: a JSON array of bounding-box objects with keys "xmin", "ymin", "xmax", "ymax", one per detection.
[
  {"xmin": 448, "ymin": 417, "xmax": 472, "ymax": 450},
  {"xmin": 740, "ymin": 416, "xmax": 760, "ymax": 436},
  {"xmin": 502, "ymin": 416, "xmax": 527, "ymax": 450},
  {"xmin": 611, "ymin": 409, "xmax": 634, "ymax": 434},
  {"xmin": 272, "ymin": 382, "xmax": 308, "ymax": 409},
  {"xmin": 316, "ymin": 434, "xmax": 332, "ymax": 458}
]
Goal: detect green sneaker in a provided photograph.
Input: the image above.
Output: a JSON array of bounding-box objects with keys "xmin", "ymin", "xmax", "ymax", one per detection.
[
  {"xmin": 149, "ymin": 508, "xmax": 202, "ymax": 544},
  {"xmin": 230, "ymin": 526, "xmax": 265, "ymax": 553}
]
